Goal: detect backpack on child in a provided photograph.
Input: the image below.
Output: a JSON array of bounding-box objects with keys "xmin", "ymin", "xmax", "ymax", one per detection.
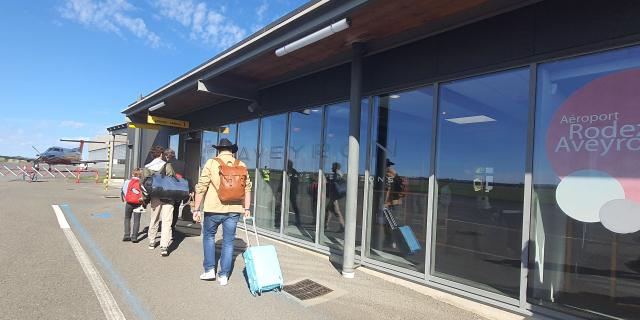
[{"xmin": 124, "ymin": 178, "xmax": 143, "ymax": 204}]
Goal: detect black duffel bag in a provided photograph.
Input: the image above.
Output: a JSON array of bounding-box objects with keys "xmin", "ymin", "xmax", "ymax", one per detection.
[{"xmin": 142, "ymin": 173, "xmax": 189, "ymax": 201}]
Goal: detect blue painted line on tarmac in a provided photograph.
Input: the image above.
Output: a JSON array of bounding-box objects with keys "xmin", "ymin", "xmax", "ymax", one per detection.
[
  {"xmin": 92, "ymin": 212, "xmax": 112, "ymax": 219},
  {"xmin": 59, "ymin": 204, "xmax": 153, "ymax": 320}
]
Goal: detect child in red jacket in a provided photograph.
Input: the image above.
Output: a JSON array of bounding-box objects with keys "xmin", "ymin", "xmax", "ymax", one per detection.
[{"xmin": 122, "ymin": 168, "xmax": 144, "ymax": 242}]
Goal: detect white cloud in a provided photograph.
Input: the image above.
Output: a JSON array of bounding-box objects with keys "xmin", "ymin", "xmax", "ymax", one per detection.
[
  {"xmin": 256, "ymin": 2, "xmax": 269, "ymax": 22},
  {"xmin": 59, "ymin": 0, "xmax": 164, "ymax": 48},
  {"xmin": 155, "ymin": 0, "xmax": 246, "ymax": 49},
  {"xmin": 59, "ymin": 120, "xmax": 86, "ymax": 129}
]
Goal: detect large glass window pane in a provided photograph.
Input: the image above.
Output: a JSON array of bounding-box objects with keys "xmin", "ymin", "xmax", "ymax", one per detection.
[
  {"xmin": 237, "ymin": 119, "xmax": 259, "ymax": 212},
  {"xmin": 433, "ymin": 69, "xmax": 529, "ymax": 298},
  {"xmin": 321, "ymin": 103, "xmax": 350, "ymax": 247},
  {"xmin": 366, "ymin": 88, "xmax": 433, "ymax": 272},
  {"xmin": 201, "ymin": 130, "xmax": 217, "ymax": 169},
  {"xmin": 284, "ymin": 108, "xmax": 322, "ymax": 242},
  {"xmin": 530, "ymin": 46, "xmax": 640, "ymax": 319},
  {"xmin": 255, "ymin": 114, "xmax": 287, "ymax": 232}
]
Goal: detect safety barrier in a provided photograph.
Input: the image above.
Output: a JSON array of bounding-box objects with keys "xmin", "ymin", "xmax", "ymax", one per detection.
[
  {"xmin": 74, "ymin": 168, "xmax": 100, "ymax": 184},
  {"xmin": 0, "ymin": 164, "xmax": 102, "ymax": 183}
]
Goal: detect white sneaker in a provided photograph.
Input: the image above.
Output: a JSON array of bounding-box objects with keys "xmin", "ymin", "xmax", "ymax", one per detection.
[
  {"xmin": 199, "ymin": 270, "xmax": 216, "ymax": 281},
  {"xmin": 218, "ymin": 275, "xmax": 228, "ymax": 286}
]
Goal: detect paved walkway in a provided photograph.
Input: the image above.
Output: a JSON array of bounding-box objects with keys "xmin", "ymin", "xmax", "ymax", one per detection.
[{"xmin": 0, "ymin": 177, "xmax": 519, "ymax": 320}]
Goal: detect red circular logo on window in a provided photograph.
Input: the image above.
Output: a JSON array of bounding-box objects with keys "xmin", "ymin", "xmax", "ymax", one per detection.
[{"xmin": 546, "ymin": 68, "xmax": 640, "ymax": 233}]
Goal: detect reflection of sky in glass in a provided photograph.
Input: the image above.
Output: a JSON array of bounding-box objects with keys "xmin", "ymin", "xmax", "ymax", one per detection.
[
  {"xmin": 324, "ymin": 102, "xmax": 350, "ymax": 172},
  {"xmin": 218, "ymin": 123, "xmax": 237, "ymax": 145},
  {"xmin": 289, "ymin": 108, "xmax": 322, "ymax": 172},
  {"xmin": 169, "ymin": 134, "xmax": 179, "ymax": 159},
  {"xmin": 372, "ymin": 87, "xmax": 433, "ymax": 178},
  {"xmin": 533, "ymin": 46, "xmax": 640, "ymax": 185},
  {"xmin": 436, "ymin": 68, "xmax": 529, "ymax": 183},
  {"xmin": 237, "ymin": 119, "xmax": 259, "ymax": 169}
]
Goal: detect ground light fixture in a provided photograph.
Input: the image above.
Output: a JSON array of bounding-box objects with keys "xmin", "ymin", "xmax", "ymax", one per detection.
[
  {"xmin": 275, "ymin": 18, "xmax": 350, "ymax": 57},
  {"xmin": 148, "ymin": 101, "xmax": 165, "ymax": 112}
]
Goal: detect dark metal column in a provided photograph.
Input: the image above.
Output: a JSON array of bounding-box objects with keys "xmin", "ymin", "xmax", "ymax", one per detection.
[{"xmin": 342, "ymin": 42, "xmax": 364, "ymax": 278}]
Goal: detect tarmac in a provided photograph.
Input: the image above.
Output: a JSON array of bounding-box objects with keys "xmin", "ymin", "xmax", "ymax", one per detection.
[{"xmin": 0, "ymin": 176, "xmax": 536, "ymax": 320}]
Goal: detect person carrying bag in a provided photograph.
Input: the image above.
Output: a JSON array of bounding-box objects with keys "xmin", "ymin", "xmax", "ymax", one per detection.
[{"xmin": 142, "ymin": 145, "xmax": 176, "ymax": 256}]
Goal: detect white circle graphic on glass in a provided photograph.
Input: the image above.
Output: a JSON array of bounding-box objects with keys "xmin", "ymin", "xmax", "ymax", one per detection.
[
  {"xmin": 599, "ymin": 199, "xmax": 640, "ymax": 234},
  {"xmin": 555, "ymin": 169, "xmax": 625, "ymax": 223}
]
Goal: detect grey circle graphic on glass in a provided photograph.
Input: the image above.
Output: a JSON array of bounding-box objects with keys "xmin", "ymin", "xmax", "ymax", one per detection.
[{"xmin": 599, "ymin": 199, "xmax": 640, "ymax": 234}]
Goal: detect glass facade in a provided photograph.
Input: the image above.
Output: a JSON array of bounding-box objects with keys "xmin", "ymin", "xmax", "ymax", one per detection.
[
  {"xmin": 185, "ymin": 44, "xmax": 640, "ymax": 319},
  {"xmin": 529, "ymin": 45, "xmax": 640, "ymax": 319},
  {"xmin": 433, "ymin": 68, "xmax": 529, "ymax": 298}
]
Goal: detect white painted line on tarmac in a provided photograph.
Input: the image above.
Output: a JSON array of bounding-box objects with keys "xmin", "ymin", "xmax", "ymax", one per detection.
[
  {"xmin": 51, "ymin": 205, "xmax": 126, "ymax": 320},
  {"xmin": 52, "ymin": 204, "xmax": 70, "ymax": 229}
]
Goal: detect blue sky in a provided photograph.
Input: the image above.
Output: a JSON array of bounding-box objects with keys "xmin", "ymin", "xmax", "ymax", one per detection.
[{"xmin": 0, "ymin": 0, "xmax": 307, "ymax": 157}]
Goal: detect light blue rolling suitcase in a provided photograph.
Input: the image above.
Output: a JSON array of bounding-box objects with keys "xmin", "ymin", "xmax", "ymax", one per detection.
[
  {"xmin": 398, "ymin": 226, "xmax": 422, "ymax": 255},
  {"xmin": 242, "ymin": 217, "xmax": 284, "ymax": 296},
  {"xmin": 383, "ymin": 207, "xmax": 422, "ymax": 255}
]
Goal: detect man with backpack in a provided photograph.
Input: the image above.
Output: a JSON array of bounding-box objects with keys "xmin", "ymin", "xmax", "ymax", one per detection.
[
  {"xmin": 143, "ymin": 145, "xmax": 176, "ymax": 256},
  {"xmin": 192, "ymin": 138, "xmax": 252, "ymax": 286}
]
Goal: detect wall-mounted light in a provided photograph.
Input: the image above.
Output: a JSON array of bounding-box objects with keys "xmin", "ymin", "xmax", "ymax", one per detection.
[
  {"xmin": 390, "ymin": 94, "xmax": 400, "ymax": 99},
  {"xmin": 275, "ymin": 18, "xmax": 350, "ymax": 57},
  {"xmin": 148, "ymin": 101, "xmax": 165, "ymax": 112}
]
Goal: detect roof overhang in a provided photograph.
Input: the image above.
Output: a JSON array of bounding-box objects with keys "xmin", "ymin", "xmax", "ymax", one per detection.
[{"xmin": 123, "ymin": 0, "xmax": 537, "ymax": 119}]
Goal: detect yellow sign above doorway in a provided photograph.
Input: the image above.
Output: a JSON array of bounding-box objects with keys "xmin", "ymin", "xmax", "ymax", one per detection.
[
  {"xmin": 147, "ymin": 115, "xmax": 190, "ymax": 129},
  {"xmin": 128, "ymin": 122, "xmax": 161, "ymax": 130}
]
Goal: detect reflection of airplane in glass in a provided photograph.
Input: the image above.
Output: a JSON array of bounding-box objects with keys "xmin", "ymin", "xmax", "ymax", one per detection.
[{"xmin": 32, "ymin": 139, "xmax": 108, "ymax": 168}]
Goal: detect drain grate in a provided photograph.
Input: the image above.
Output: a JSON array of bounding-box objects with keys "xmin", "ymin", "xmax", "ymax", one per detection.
[{"xmin": 283, "ymin": 279, "xmax": 333, "ymax": 300}]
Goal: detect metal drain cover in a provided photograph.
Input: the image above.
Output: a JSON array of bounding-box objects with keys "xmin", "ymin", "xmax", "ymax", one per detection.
[{"xmin": 283, "ymin": 279, "xmax": 333, "ymax": 300}]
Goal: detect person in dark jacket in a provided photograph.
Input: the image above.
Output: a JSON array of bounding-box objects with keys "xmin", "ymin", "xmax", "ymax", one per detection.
[{"xmin": 143, "ymin": 145, "xmax": 176, "ymax": 256}]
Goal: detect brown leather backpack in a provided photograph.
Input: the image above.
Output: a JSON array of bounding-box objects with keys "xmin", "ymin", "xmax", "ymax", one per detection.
[{"xmin": 213, "ymin": 158, "xmax": 248, "ymax": 203}]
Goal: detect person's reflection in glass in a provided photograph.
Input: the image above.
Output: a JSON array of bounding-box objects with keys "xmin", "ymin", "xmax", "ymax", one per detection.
[
  {"xmin": 383, "ymin": 159, "xmax": 402, "ymax": 250},
  {"xmin": 287, "ymin": 160, "xmax": 302, "ymax": 226},
  {"xmin": 325, "ymin": 162, "xmax": 345, "ymax": 233}
]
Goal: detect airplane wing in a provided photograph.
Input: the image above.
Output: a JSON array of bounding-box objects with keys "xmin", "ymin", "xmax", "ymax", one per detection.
[{"xmin": 77, "ymin": 160, "xmax": 110, "ymax": 164}]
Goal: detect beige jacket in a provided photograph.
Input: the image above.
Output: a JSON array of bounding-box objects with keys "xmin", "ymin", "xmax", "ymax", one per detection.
[{"xmin": 195, "ymin": 151, "xmax": 252, "ymax": 214}]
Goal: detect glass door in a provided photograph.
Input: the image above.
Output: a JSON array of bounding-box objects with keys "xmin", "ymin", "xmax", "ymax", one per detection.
[
  {"xmin": 365, "ymin": 88, "xmax": 433, "ymax": 273},
  {"xmin": 432, "ymin": 68, "xmax": 529, "ymax": 298}
]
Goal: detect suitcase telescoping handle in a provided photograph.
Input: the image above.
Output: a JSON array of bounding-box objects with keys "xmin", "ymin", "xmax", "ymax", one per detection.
[{"xmin": 242, "ymin": 216, "xmax": 260, "ymax": 247}]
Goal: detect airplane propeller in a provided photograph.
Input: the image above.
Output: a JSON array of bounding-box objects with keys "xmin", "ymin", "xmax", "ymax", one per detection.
[{"xmin": 32, "ymin": 146, "xmax": 42, "ymax": 156}]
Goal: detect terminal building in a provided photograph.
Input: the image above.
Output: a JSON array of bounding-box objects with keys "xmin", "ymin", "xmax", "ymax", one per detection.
[{"xmin": 121, "ymin": 1, "xmax": 640, "ymax": 319}]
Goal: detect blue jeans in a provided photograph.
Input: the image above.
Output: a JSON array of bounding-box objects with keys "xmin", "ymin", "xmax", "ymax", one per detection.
[{"xmin": 202, "ymin": 213, "xmax": 240, "ymax": 277}]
